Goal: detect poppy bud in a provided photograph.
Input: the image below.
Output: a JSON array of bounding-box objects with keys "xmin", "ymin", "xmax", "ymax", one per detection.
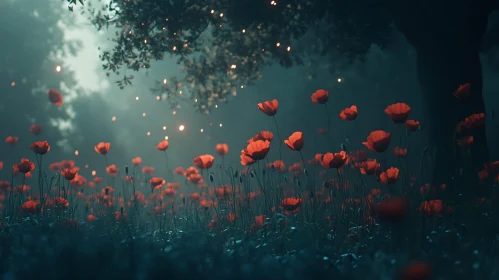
[
  {"xmin": 125, "ymin": 165, "xmax": 129, "ymax": 175},
  {"xmin": 239, "ymin": 176, "xmax": 243, "ymax": 183},
  {"xmin": 233, "ymin": 170, "xmax": 239, "ymax": 178},
  {"xmin": 323, "ymin": 180, "xmax": 330, "ymax": 188},
  {"xmin": 250, "ymin": 171, "xmax": 255, "ymax": 178},
  {"xmin": 209, "ymin": 173, "xmax": 214, "ymax": 182},
  {"xmin": 120, "ymin": 206, "xmax": 124, "ymax": 215}
]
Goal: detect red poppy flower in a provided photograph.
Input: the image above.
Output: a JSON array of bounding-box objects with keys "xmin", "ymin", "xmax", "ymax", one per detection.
[
  {"xmin": 359, "ymin": 159, "xmax": 380, "ymax": 175},
  {"xmin": 132, "ymin": 157, "xmax": 142, "ymax": 165},
  {"xmin": 311, "ymin": 89, "xmax": 329, "ymax": 104},
  {"xmin": 284, "ymin": 132, "xmax": 304, "ymax": 151},
  {"xmin": 363, "ymin": 130, "xmax": 391, "ymax": 153},
  {"xmin": 17, "ymin": 158, "xmax": 35, "ymax": 174},
  {"xmin": 405, "ymin": 120, "xmax": 420, "ymax": 132},
  {"xmin": 453, "ymin": 82, "xmax": 470, "ymax": 99},
  {"xmin": 339, "ymin": 105, "xmax": 358, "ymax": 121},
  {"xmin": 5, "ymin": 136, "xmax": 18, "ymax": 145},
  {"xmin": 94, "ymin": 142, "xmax": 111, "ymax": 155},
  {"xmin": 379, "ymin": 167, "xmax": 399, "ymax": 184},
  {"xmin": 215, "ymin": 144, "xmax": 229, "ymax": 156},
  {"xmin": 156, "ymin": 140, "xmax": 169, "ymax": 151},
  {"xmin": 193, "ymin": 154, "xmax": 215, "ymax": 169},
  {"xmin": 30, "ymin": 141, "xmax": 50, "ymax": 155},
  {"xmin": 48, "ymin": 88, "xmax": 63, "ymax": 106},
  {"xmin": 385, "ymin": 103, "xmax": 411, "ymax": 123},
  {"xmin": 321, "ymin": 151, "xmax": 348, "ymax": 169},
  {"xmin": 257, "ymin": 99, "xmax": 278, "ymax": 116},
  {"xmin": 248, "ymin": 131, "xmax": 274, "ymax": 143},
  {"xmin": 29, "ymin": 124, "xmax": 43, "ymax": 135}
]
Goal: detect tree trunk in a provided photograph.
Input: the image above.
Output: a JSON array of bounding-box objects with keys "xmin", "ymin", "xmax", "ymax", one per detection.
[
  {"xmin": 415, "ymin": 43, "xmax": 488, "ymax": 188},
  {"xmin": 391, "ymin": 0, "xmax": 492, "ymax": 194}
]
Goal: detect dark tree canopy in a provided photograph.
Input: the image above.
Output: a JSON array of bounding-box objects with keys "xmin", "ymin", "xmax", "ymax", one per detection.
[{"xmin": 67, "ymin": 0, "xmax": 498, "ymax": 114}]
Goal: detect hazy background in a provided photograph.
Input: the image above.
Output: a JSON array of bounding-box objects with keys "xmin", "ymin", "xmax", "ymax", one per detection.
[{"xmin": 1, "ymin": 0, "xmax": 498, "ymax": 187}]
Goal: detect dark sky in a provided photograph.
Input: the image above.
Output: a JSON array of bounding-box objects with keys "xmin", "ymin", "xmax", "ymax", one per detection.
[{"xmin": 1, "ymin": 0, "xmax": 498, "ymax": 189}]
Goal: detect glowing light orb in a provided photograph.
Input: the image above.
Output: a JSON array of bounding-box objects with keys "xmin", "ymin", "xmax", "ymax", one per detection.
[
  {"xmin": 112, "ymin": 116, "xmax": 116, "ymax": 121},
  {"xmin": 179, "ymin": 125, "xmax": 185, "ymax": 131},
  {"xmin": 91, "ymin": 170, "xmax": 96, "ymax": 176},
  {"xmin": 219, "ymin": 123, "xmax": 223, "ymax": 127},
  {"xmin": 200, "ymin": 129, "xmax": 204, "ymax": 132},
  {"xmin": 163, "ymin": 126, "xmax": 167, "ymax": 130},
  {"xmin": 56, "ymin": 66, "xmax": 61, "ymax": 72},
  {"xmin": 142, "ymin": 113, "xmax": 146, "ymax": 117},
  {"xmin": 74, "ymin": 150, "xmax": 79, "ymax": 156},
  {"xmin": 136, "ymin": 96, "xmax": 139, "ymax": 100},
  {"xmin": 11, "ymin": 82, "xmax": 15, "ymax": 87},
  {"xmin": 337, "ymin": 78, "xmax": 342, "ymax": 83},
  {"xmin": 147, "ymin": 132, "xmax": 151, "ymax": 136}
]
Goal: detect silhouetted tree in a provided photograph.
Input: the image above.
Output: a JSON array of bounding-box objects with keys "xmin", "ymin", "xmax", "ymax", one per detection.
[
  {"xmin": 68, "ymin": 0, "xmax": 499, "ymax": 189},
  {"xmin": 0, "ymin": 0, "xmax": 125, "ymax": 178},
  {"xmin": 0, "ymin": 0, "xmax": 78, "ymax": 161}
]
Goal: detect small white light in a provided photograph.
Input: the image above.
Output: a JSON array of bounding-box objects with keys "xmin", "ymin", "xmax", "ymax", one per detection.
[
  {"xmin": 112, "ymin": 116, "xmax": 116, "ymax": 121},
  {"xmin": 147, "ymin": 132, "xmax": 151, "ymax": 136},
  {"xmin": 74, "ymin": 150, "xmax": 79, "ymax": 156},
  {"xmin": 337, "ymin": 78, "xmax": 342, "ymax": 83},
  {"xmin": 219, "ymin": 123, "xmax": 223, "ymax": 127},
  {"xmin": 200, "ymin": 129, "xmax": 204, "ymax": 132},
  {"xmin": 179, "ymin": 125, "xmax": 185, "ymax": 131},
  {"xmin": 136, "ymin": 96, "xmax": 139, "ymax": 100},
  {"xmin": 165, "ymin": 136, "xmax": 169, "ymax": 140},
  {"xmin": 142, "ymin": 113, "xmax": 146, "ymax": 117},
  {"xmin": 163, "ymin": 126, "xmax": 166, "ymax": 130},
  {"xmin": 56, "ymin": 66, "xmax": 61, "ymax": 72}
]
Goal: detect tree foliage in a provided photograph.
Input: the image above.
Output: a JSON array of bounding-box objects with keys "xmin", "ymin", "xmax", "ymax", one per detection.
[{"xmin": 67, "ymin": 0, "xmax": 497, "ymax": 114}]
